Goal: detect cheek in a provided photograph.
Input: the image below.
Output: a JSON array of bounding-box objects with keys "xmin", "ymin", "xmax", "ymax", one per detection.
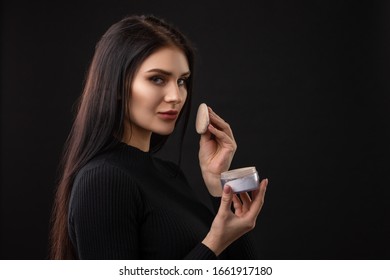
[{"xmin": 130, "ymin": 83, "xmax": 162, "ymax": 110}]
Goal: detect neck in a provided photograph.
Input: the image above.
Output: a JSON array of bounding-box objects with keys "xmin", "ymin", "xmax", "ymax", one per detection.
[{"xmin": 122, "ymin": 123, "xmax": 151, "ymax": 152}]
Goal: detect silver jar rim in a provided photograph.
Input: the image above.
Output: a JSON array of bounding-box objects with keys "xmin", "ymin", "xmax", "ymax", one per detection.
[{"xmin": 221, "ymin": 167, "xmax": 257, "ymax": 180}]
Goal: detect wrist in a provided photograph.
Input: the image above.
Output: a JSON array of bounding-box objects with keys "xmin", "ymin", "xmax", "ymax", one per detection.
[
  {"xmin": 201, "ymin": 231, "xmax": 228, "ymax": 256},
  {"xmin": 201, "ymin": 172, "xmax": 223, "ymax": 197}
]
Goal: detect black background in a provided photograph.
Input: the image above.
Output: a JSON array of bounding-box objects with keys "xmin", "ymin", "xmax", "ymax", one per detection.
[{"xmin": 1, "ymin": 0, "xmax": 389, "ymax": 259}]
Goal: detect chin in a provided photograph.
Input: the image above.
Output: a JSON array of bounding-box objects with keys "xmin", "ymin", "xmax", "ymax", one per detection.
[{"xmin": 154, "ymin": 127, "xmax": 175, "ymax": 136}]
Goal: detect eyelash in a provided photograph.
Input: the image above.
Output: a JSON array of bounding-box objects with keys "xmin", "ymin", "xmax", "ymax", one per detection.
[
  {"xmin": 150, "ymin": 76, "xmax": 164, "ymax": 84},
  {"xmin": 178, "ymin": 77, "xmax": 188, "ymax": 87},
  {"xmin": 149, "ymin": 76, "xmax": 188, "ymax": 87}
]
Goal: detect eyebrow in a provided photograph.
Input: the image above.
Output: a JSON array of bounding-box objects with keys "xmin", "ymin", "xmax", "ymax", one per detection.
[{"xmin": 146, "ymin": 68, "xmax": 191, "ymax": 77}]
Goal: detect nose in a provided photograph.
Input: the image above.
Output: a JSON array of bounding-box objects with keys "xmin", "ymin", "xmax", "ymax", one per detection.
[{"xmin": 164, "ymin": 82, "xmax": 184, "ymax": 104}]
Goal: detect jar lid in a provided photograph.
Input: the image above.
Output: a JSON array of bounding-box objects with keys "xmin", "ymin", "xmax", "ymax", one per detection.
[{"xmin": 221, "ymin": 167, "xmax": 257, "ymax": 180}]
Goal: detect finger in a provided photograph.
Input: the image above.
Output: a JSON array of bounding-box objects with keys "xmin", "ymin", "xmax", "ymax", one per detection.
[
  {"xmin": 208, "ymin": 107, "xmax": 234, "ymax": 138},
  {"xmin": 199, "ymin": 126, "xmax": 214, "ymax": 145},
  {"xmin": 232, "ymin": 194, "xmax": 243, "ymax": 216},
  {"xmin": 239, "ymin": 192, "xmax": 252, "ymax": 211},
  {"xmin": 247, "ymin": 178, "xmax": 268, "ymax": 217},
  {"xmin": 208, "ymin": 107, "xmax": 229, "ymax": 129},
  {"xmin": 208, "ymin": 124, "xmax": 236, "ymax": 149},
  {"xmin": 208, "ymin": 107, "xmax": 235, "ymax": 141},
  {"xmin": 218, "ymin": 185, "xmax": 234, "ymax": 214}
]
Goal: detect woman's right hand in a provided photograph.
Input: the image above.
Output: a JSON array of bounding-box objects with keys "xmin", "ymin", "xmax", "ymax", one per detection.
[{"xmin": 202, "ymin": 178, "xmax": 268, "ymax": 256}]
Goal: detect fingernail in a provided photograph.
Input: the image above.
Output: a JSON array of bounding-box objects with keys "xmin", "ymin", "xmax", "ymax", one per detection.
[{"xmin": 224, "ymin": 185, "xmax": 231, "ymax": 194}]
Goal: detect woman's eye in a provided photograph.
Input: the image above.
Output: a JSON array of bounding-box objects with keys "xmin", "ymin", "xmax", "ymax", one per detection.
[
  {"xmin": 150, "ymin": 76, "xmax": 164, "ymax": 85},
  {"xmin": 178, "ymin": 78, "xmax": 188, "ymax": 87}
]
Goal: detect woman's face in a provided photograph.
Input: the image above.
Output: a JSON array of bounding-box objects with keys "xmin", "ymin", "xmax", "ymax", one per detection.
[{"xmin": 124, "ymin": 46, "xmax": 190, "ymax": 146}]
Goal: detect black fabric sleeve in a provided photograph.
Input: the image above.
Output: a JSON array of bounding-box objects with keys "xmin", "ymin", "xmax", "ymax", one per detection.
[
  {"xmin": 69, "ymin": 163, "xmax": 143, "ymax": 259},
  {"xmin": 184, "ymin": 243, "xmax": 217, "ymax": 260},
  {"xmin": 69, "ymin": 162, "xmax": 217, "ymax": 260}
]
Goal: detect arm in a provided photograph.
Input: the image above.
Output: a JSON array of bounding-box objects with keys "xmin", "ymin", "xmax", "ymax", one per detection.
[
  {"xmin": 198, "ymin": 106, "xmax": 237, "ymax": 197},
  {"xmin": 69, "ymin": 163, "xmax": 142, "ymax": 259},
  {"xmin": 198, "ymin": 106, "xmax": 268, "ymax": 256}
]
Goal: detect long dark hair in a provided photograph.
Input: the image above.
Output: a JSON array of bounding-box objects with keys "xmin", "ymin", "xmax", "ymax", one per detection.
[{"xmin": 50, "ymin": 15, "xmax": 195, "ymax": 259}]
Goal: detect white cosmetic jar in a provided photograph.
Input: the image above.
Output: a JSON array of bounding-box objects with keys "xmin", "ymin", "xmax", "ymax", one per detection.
[{"xmin": 220, "ymin": 167, "xmax": 260, "ymax": 193}]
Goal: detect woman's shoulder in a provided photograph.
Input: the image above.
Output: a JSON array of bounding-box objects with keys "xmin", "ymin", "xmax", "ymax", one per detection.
[
  {"xmin": 69, "ymin": 154, "xmax": 143, "ymax": 212},
  {"xmin": 75, "ymin": 142, "xmax": 147, "ymax": 179},
  {"xmin": 75, "ymin": 154, "xmax": 124, "ymax": 178},
  {"xmin": 72, "ymin": 151, "xmax": 140, "ymax": 195},
  {"xmin": 68, "ymin": 154, "xmax": 145, "ymax": 227}
]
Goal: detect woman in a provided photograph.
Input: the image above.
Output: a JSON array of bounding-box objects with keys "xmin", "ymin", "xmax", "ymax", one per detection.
[{"xmin": 50, "ymin": 14, "xmax": 268, "ymax": 259}]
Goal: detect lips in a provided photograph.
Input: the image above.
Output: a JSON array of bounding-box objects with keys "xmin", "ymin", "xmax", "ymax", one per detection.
[{"xmin": 157, "ymin": 110, "xmax": 179, "ymax": 120}]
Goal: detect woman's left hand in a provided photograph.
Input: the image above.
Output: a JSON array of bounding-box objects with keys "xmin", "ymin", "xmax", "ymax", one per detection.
[{"xmin": 199, "ymin": 106, "xmax": 237, "ymax": 196}]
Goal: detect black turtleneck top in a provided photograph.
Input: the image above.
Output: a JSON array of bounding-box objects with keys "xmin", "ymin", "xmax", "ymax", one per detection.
[{"xmin": 68, "ymin": 141, "xmax": 257, "ymax": 259}]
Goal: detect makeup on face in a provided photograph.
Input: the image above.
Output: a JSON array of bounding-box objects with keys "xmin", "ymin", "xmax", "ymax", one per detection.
[
  {"xmin": 195, "ymin": 103, "xmax": 210, "ymax": 134},
  {"xmin": 221, "ymin": 167, "xmax": 260, "ymax": 193},
  {"xmin": 126, "ymin": 47, "xmax": 189, "ymax": 139},
  {"xmin": 157, "ymin": 109, "xmax": 179, "ymax": 121}
]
